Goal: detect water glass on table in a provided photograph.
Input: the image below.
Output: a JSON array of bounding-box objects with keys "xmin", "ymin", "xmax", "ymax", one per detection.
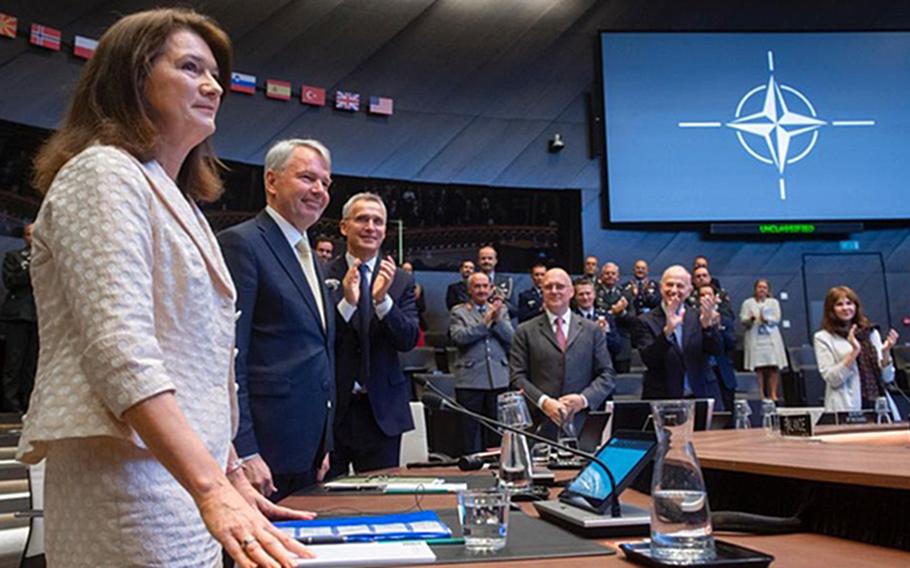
[{"xmin": 456, "ymin": 488, "xmax": 510, "ymax": 552}]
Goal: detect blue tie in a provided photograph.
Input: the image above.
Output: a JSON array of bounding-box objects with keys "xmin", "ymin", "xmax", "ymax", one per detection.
[{"xmin": 357, "ymin": 263, "xmax": 371, "ymax": 384}]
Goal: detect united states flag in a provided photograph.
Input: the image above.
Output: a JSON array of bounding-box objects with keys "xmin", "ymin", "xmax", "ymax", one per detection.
[
  {"xmin": 368, "ymin": 96, "xmax": 394, "ymax": 116},
  {"xmin": 29, "ymin": 23, "xmax": 61, "ymax": 51},
  {"xmin": 335, "ymin": 91, "xmax": 360, "ymax": 111}
]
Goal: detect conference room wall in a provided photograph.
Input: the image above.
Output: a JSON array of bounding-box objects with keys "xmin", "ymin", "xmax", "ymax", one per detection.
[{"xmin": 1, "ymin": 1, "xmax": 909, "ymax": 346}]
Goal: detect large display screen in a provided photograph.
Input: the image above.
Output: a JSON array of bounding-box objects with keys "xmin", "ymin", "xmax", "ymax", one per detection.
[{"xmin": 599, "ymin": 32, "xmax": 910, "ymax": 223}]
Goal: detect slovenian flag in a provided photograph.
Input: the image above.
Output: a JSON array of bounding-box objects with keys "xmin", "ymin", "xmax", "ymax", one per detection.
[
  {"xmin": 73, "ymin": 35, "xmax": 98, "ymax": 59},
  {"xmin": 230, "ymin": 72, "xmax": 257, "ymax": 95},
  {"xmin": 368, "ymin": 96, "xmax": 394, "ymax": 116}
]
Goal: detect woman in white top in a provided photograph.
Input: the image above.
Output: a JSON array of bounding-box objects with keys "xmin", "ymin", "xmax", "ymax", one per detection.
[
  {"xmin": 21, "ymin": 8, "xmax": 311, "ymax": 567},
  {"xmin": 813, "ymin": 286, "xmax": 900, "ymax": 417},
  {"xmin": 740, "ymin": 279, "xmax": 788, "ymax": 401}
]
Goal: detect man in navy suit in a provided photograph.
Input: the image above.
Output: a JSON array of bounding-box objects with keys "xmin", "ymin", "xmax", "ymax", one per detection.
[
  {"xmin": 635, "ymin": 265, "xmax": 724, "ymax": 402},
  {"xmin": 326, "ymin": 193, "xmax": 419, "ymax": 476},
  {"xmin": 219, "ymin": 139, "xmax": 336, "ymax": 500}
]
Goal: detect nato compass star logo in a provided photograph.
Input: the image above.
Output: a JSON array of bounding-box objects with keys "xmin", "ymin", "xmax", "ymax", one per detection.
[{"xmin": 678, "ymin": 50, "xmax": 874, "ymax": 200}]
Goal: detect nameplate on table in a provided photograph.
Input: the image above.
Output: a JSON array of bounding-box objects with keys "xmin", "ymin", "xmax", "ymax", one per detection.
[{"xmin": 780, "ymin": 413, "xmax": 814, "ymax": 437}]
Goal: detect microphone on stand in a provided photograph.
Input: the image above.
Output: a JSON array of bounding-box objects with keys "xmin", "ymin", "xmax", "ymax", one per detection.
[{"xmin": 421, "ymin": 392, "xmax": 624, "ymax": 518}]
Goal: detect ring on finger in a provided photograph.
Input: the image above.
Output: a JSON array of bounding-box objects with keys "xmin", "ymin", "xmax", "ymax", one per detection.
[{"xmin": 241, "ymin": 536, "xmax": 256, "ymax": 549}]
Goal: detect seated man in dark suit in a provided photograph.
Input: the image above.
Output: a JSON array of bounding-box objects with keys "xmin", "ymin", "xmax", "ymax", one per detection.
[
  {"xmin": 510, "ymin": 268, "xmax": 615, "ymax": 438},
  {"xmin": 573, "ymin": 277, "xmax": 623, "ymax": 365},
  {"xmin": 517, "ymin": 262, "xmax": 546, "ymax": 323},
  {"xmin": 635, "ymin": 265, "xmax": 724, "ymax": 402},
  {"xmin": 449, "ymin": 272, "xmax": 514, "ymax": 454},
  {"xmin": 445, "ymin": 259, "xmax": 474, "ymax": 310},
  {"xmin": 327, "ymin": 193, "xmax": 420, "ymax": 475}
]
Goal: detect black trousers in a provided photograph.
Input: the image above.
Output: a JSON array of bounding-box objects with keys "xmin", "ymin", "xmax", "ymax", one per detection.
[
  {"xmin": 2, "ymin": 320, "xmax": 37, "ymax": 412},
  {"xmin": 455, "ymin": 387, "xmax": 506, "ymax": 455},
  {"xmin": 329, "ymin": 394, "xmax": 401, "ymax": 478}
]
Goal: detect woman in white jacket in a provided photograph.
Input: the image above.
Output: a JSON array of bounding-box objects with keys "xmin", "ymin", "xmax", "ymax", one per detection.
[{"xmin": 813, "ymin": 286, "xmax": 900, "ymax": 418}]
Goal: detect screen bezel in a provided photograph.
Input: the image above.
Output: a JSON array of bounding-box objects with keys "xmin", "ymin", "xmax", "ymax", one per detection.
[
  {"xmin": 596, "ymin": 29, "xmax": 910, "ymax": 229},
  {"xmin": 558, "ymin": 429, "xmax": 657, "ymax": 514}
]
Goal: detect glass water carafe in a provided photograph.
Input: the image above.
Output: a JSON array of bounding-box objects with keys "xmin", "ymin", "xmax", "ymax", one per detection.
[
  {"xmin": 649, "ymin": 400, "xmax": 716, "ymax": 564},
  {"xmin": 497, "ymin": 392, "xmax": 532, "ymax": 493}
]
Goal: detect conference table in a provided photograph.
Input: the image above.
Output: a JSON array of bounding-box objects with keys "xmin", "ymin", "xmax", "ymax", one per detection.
[{"xmin": 282, "ymin": 426, "xmax": 910, "ymax": 567}]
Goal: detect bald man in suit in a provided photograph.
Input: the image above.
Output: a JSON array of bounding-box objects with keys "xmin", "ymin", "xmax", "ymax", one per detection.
[{"xmin": 510, "ymin": 268, "xmax": 615, "ymax": 437}]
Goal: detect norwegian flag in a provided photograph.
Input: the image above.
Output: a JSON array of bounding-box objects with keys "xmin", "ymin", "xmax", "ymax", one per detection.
[
  {"xmin": 29, "ymin": 23, "xmax": 61, "ymax": 51},
  {"xmin": 335, "ymin": 90, "xmax": 360, "ymax": 111},
  {"xmin": 0, "ymin": 13, "xmax": 17, "ymax": 39}
]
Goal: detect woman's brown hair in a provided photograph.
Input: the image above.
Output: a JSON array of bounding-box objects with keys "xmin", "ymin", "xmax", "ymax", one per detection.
[
  {"xmin": 821, "ymin": 285, "xmax": 871, "ymax": 334},
  {"xmin": 33, "ymin": 8, "xmax": 232, "ymax": 202}
]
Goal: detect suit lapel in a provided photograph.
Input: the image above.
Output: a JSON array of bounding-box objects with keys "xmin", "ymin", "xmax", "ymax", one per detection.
[
  {"xmin": 564, "ymin": 314, "xmax": 584, "ymax": 351},
  {"xmin": 129, "ymin": 155, "xmax": 234, "ymax": 301},
  {"xmin": 537, "ymin": 316, "xmax": 562, "ymax": 352},
  {"xmin": 256, "ymin": 212, "xmax": 325, "ymax": 337}
]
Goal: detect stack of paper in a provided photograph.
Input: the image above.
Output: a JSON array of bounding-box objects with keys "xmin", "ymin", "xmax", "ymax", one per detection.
[{"xmin": 294, "ymin": 541, "xmax": 436, "ymax": 567}]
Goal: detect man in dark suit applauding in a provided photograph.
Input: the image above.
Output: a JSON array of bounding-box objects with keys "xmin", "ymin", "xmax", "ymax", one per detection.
[
  {"xmin": 326, "ymin": 193, "xmax": 419, "ymax": 476},
  {"xmin": 510, "ymin": 268, "xmax": 615, "ymax": 437},
  {"xmin": 635, "ymin": 265, "xmax": 724, "ymax": 402},
  {"xmin": 219, "ymin": 139, "xmax": 336, "ymax": 500}
]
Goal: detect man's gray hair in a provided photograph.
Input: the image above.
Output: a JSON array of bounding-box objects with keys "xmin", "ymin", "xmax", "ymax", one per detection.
[
  {"xmin": 263, "ymin": 139, "xmax": 332, "ymax": 181},
  {"xmin": 341, "ymin": 192, "xmax": 387, "ymax": 220}
]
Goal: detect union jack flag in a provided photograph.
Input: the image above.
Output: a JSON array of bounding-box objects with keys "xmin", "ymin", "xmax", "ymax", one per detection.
[
  {"xmin": 29, "ymin": 23, "xmax": 61, "ymax": 51},
  {"xmin": 335, "ymin": 90, "xmax": 360, "ymax": 111}
]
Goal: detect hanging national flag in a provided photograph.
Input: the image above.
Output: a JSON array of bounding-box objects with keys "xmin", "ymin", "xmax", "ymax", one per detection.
[
  {"xmin": 29, "ymin": 23, "xmax": 61, "ymax": 51},
  {"xmin": 368, "ymin": 96, "xmax": 394, "ymax": 116},
  {"xmin": 0, "ymin": 13, "xmax": 17, "ymax": 39},
  {"xmin": 73, "ymin": 35, "xmax": 98, "ymax": 59},
  {"xmin": 300, "ymin": 85, "xmax": 326, "ymax": 106},
  {"xmin": 230, "ymin": 72, "xmax": 257, "ymax": 95},
  {"xmin": 266, "ymin": 79, "xmax": 292, "ymax": 101},
  {"xmin": 335, "ymin": 91, "xmax": 360, "ymax": 111}
]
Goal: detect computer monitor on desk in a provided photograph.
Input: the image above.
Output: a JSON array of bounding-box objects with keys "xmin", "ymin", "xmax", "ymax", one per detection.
[{"xmin": 608, "ymin": 399, "xmax": 715, "ymax": 434}]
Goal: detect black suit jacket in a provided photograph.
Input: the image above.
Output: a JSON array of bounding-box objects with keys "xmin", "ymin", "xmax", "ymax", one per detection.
[
  {"xmin": 445, "ymin": 280, "xmax": 469, "ymax": 310},
  {"xmin": 0, "ymin": 247, "xmax": 35, "ymax": 322},
  {"xmin": 634, "ymin": 306, "xmax": 724, "ymax": 401},
  {"xmin": 218, "ymin": 211, "xmax": 336, "ymax": 474},
  {"xmin": 517, "ymin": 287, "xmax": 543, "ymax": 323},
  {"xmin": 327, "ymin": 256, "xmax": 419, "ymax": 438}
]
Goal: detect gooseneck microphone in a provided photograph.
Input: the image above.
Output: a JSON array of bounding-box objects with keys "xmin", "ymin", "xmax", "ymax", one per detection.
[{"xmin": 420, "ymin": 392, "xmax": 624, "ymax": 518}]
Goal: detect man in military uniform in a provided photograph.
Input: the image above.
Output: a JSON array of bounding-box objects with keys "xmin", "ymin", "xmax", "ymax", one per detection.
[
  {"xmin": 687, "ymin": 266, "xmax": 734, "ymax": 320},
  {"xmin": 626, "ymin": 259, "xmax": 660, "ymax": 316},
  {"xmin": 477, "ymin": 245, "xmax": 515, "ymax": 317},
  {"xmin": 595, "ymin": 262, "xmax": 635, "ymax": 373},
  {"xmin": 0, "ymin": 223, "xmax": 37, "ymax": 412},
  {"xmin": 517, "ymin": 262, "xmax": 547, "ymax": 323}
]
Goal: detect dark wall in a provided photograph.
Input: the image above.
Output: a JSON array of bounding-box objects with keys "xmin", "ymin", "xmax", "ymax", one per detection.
[{"xmin": 1, "ymin": 0, "xmax": 909, "ymax": 345}]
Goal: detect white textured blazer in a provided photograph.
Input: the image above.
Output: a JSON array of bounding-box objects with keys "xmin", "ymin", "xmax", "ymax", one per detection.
[
  {"xmin": 813, "ymin": 328, "xmax": 898, "ymax": 419},
  {"xmin": 17, "ymin": 145, "xmax": 238, "ymax": 465}
]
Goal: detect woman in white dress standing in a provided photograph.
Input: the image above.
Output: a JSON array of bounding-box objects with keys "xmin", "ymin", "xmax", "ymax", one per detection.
[
  {"xmin": 740, "ymin": 279, "xmax": 788, "ymax": 401},
  {"xmin": 19, "ymin": 8, "xmax": 312, "ymax": 567},
  {"xmin": 813, "ymin": 286, "xmax": 900, "ymax": 417}
]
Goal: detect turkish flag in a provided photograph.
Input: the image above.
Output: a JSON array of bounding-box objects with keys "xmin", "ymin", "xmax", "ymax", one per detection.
[{"xmin": 301, "ymin": 85, "xmax": 326, "ymax": 107}]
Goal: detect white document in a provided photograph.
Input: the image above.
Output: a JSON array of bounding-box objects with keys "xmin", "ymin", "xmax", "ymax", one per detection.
[{"xmin": 294, "ymin": 541, "xmax": 436, "ymax": 566}]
